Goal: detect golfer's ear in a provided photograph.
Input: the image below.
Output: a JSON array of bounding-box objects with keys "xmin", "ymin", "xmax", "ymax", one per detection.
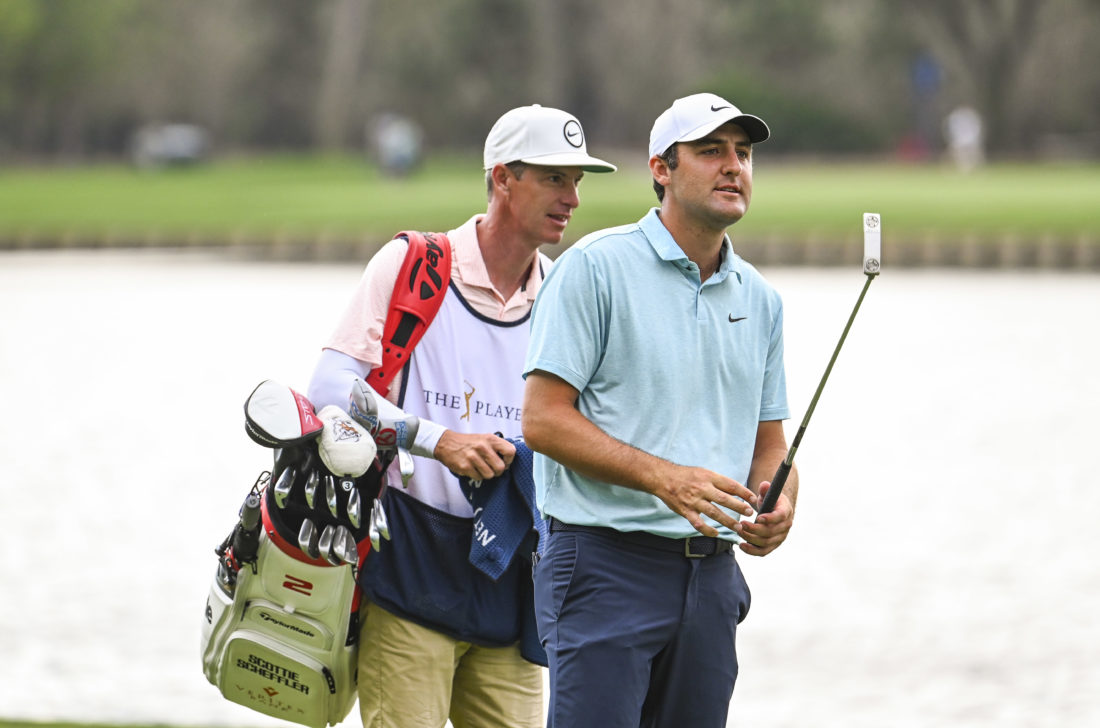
[{"xmin": 649, "ymin": 155, "xmax": 671, "ymax": 187}]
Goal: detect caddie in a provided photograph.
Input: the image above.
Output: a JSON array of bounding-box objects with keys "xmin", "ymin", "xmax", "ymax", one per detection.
[{"xmin": 307, "ymin": 104, "xmax": 615, "ymax": 728}]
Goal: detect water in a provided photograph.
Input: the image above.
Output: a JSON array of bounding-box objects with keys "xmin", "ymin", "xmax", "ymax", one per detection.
[{"xmin": 1, "ymin": 251, "xmax": 1097, "ymax": 727}]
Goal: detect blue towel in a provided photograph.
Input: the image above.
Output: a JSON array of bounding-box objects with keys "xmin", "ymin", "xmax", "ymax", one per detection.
[
  {"xmin": 458, "ymin": 438, "xmax": 548, "ymax": 666},
  {"xmin": 458, "ymin": 439, "xmax": 548, "ymax": 581}
]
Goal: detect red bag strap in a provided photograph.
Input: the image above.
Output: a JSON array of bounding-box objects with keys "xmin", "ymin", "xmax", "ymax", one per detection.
[{"xmin": 368, "ymin": 231, "xmax": 452, "ymax": 397}]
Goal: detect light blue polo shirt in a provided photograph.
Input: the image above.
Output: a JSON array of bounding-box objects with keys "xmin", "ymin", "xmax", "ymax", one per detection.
[{"xmin": 523, "ymin": 208, "xmax": 789, "ymax": 540}]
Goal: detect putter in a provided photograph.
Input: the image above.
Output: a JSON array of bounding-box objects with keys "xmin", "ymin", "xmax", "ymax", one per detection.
[
  {"xmin": 298, "ymin": 518, "xmax": 321, "ymax": 560},
  {"xmin": 304, "ymin": 469, "xmax": 320, "ymax": 508},
  {"xmin": 757, "ymin": 212, "xmax": 881, "ymax": 515},
  {"xmin": 347, "ymin": 487, "xmax": 362, "ymax": 529},
  {"xmin": 273, "ymin": 467, "xmax": 295, "ymax": 509}
]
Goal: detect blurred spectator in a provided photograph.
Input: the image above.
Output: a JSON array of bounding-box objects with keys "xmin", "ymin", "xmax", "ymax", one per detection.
[
  {"xmin": 369, "ymin": 113, "xmax": 423, "ymax": 176},
  {"xmin": 943, "ymin": 106, "xmax": 985, "ymax": 171},
  {"xmin": 131, "ymin": 123, "xmax": 209, "ymax": 169}
]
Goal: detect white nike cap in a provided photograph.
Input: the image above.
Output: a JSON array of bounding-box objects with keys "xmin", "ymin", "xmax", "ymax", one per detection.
[
  {"xmin": 483, "ymin": 104, "xmax": 616, "ymax": 173},
  {"xmin": 648, "ymin": 92, "xmax": 770, "ymax": 158}
]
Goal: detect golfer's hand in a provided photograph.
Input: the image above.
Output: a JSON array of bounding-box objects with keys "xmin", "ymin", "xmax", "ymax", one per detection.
[
  {"xmin": 657, "ymin": 465, "xmax": 757, "ymax": 537},
  {"xmin": 434, "ymin": 430, "xmax": 516, "ymax": 480},
  {"xmin": 738, "ymin": 480, "xmax": 795, "ymax": 556}
]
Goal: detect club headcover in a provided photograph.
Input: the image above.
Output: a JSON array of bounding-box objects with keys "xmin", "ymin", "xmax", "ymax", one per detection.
[
  {"xmin": 244, "ymin": 380, "xmax": 324, "ymax": 448},
  {"xmin": 348, "ymin": 378, "xmax": 420, "ymax": 451},
  {"xmin": 316, "ymin": 405, "xmax": 378, "ymax": 478}
]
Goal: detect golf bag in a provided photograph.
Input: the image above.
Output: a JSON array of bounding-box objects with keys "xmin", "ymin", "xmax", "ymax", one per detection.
[
  {"xmin": 200, "ymin": 232, "xmax": 448, "ymax": 727},
  {"xmin": 200, "ymin": 382, "xmax": 384, "ymax": 728}
]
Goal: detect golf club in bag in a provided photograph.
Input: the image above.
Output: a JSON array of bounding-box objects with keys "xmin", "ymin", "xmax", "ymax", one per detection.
[
  {"xmin": 200, "ymin": 380, "xmax": 413, "ymax": 728},
  {"xmin": 757, "ymin": 213, "xmax": 882, "ymax": 515}
]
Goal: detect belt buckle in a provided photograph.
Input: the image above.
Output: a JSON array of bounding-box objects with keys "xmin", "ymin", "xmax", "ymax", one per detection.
[{"xmin": 684, "ymin": 537, "xmax": 709, "ymax": 558}]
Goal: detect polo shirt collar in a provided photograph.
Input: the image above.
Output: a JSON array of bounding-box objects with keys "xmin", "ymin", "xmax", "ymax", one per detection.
[
  {"xmin": 450, "ymin": 214, "xmax": 542, "ymax": 302},
  {"xmin": 639, "ymin": 208, "xmax": 742, "ymax": 285}
]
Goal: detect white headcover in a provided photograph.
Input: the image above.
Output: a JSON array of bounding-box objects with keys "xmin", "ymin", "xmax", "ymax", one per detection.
[{"xmin": 316, "ymin": 405, "xmax": 377, "ymax": 478}]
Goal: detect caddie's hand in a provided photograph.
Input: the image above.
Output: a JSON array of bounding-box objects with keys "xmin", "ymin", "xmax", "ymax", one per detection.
[
  {"xmin": 737, "ymin": 480, "xmax": 795, "ymax": 557},
  {"xmin": 657, "ymin": 465, "xmax": 757, "ymax": 538},
  {"xmin": 434, "ymin": 430, "xmax": 516, "ymax": 480}
]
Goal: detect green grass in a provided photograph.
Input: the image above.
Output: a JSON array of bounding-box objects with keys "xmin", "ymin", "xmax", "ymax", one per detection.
[{"xmin": 1, "ymin": 154, "xmax": 1097, "ymax": 248}]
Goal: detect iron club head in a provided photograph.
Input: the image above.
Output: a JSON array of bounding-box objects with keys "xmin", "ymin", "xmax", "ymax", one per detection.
[
  {"xmin": 347, "ymin": 487, "xmax": 362, "ymax": 529},
  {"xmin": 273, "ymin": 467, "xmax": 295, "ymax": 509},
  {"xmin": 297, "ymin": 518, "xmax": 320, "ymax": 560},
  {"xmin": 304, "ymin": 469, "xmax": 320, "ymax": 508}
]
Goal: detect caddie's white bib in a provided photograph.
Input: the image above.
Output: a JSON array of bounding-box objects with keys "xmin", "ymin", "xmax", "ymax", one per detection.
[{"xmin": 392, "ymin": 286, "xmax": 531, "ymax": 516}]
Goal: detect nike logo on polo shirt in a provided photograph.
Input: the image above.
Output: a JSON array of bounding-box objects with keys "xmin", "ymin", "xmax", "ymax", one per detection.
[
  {"xmin": 711, "ymin": 105, "xmax": 731, "ymax": 112},
  {"xmin": 728, "ymin": 315, "xmax": 747, "ymax": 323}
]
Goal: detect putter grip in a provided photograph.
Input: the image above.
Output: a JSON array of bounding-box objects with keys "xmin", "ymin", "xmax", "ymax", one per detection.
[{"xmin": 758, "ymin": 462, "xmax": 790, "ymax": 515}]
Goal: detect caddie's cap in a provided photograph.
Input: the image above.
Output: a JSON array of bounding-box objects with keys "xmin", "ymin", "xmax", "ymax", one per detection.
[
  {"xmin": 648, "ymin": 92, "xmax": 770, "ymax": 158},
  {"xmin": 484, "ymin": 105, "xmax": 616, "ymax": 173}
]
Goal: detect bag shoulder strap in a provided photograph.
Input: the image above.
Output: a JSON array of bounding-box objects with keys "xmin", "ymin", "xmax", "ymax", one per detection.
[{"xmin": 368, "ymin": 231, "xmax": 452, "ymax": 397}]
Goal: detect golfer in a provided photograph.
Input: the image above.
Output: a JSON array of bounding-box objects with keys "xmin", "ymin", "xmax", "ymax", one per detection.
[{"xmin": 522, "ymin": 92, "xmax": 797, "ymax": 727}]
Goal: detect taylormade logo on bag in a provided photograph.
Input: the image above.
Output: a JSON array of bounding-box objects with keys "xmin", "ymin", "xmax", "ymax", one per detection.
[{"xmin": 258, "ymin": 610, "xmax": 318, "ymax": 639}]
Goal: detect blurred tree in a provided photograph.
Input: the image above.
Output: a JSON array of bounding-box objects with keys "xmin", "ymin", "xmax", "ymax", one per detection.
[
  {"xmin": 899, "ymin": 0, "xmax": 1042, "ymax": 154},
  {"xmin": 315, "ymin": 0, "xmax": 371, "ymax": 150},
  {"xmin": 0, "ymin": 0, "xmax": 143, "ymax": 157},
  {"xmin": 0, "ymin": 0, "xmax": 1096, "ymax": 160}
]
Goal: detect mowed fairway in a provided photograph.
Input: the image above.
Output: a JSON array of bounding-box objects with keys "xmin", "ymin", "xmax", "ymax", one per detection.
[{"xmin": 1, "ymin": 155, "xmax": 1097, "ymax": 250}]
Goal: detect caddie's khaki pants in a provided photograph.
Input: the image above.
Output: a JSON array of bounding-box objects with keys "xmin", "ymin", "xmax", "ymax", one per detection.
[{"xmin": 357, "ymin": 600, "xmax": 543, "ymax": 728}]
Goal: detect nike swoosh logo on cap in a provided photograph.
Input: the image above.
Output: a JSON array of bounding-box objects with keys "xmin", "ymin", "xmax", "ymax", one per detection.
[
  {"xmin": 729, "ymin": 315, "xmax": 747, "ymax": 323},
  {"xmin": 566, "ymin": 129, "xmax": 579, "ymax": 137},
  {"xmin": 711, "ymin": 105, "xmax": 731, "ymax": 112}
]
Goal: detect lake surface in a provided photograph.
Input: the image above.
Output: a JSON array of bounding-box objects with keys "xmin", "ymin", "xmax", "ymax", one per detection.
[{"xmin": 1, "ymin": 250, "xmax": 1097, "ymax": 727}]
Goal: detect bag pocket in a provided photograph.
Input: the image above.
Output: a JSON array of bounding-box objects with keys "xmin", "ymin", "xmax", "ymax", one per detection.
[{"xmin": 218, "ymin": 629, "xmax": 353, "ymax": 728}]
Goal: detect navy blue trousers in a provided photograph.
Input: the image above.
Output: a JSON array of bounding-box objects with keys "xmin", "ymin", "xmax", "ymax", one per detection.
[{"xmin": 534, "ymin": 528, "xmax": 751, "ymax": 728}]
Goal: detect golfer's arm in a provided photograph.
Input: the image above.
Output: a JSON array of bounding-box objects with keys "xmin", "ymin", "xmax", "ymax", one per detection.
[
  {"xmin": 746, "ymin": 420, "xmax": 797, "ymax": 509},
  {"xmin": 522, "ymin": 370, "xmax": 673, "ymax": 495}
]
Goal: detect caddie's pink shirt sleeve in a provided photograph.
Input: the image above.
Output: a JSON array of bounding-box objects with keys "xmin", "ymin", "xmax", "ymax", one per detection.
[{"xmin": 324, "ymin": 237, "xmax": 409, "ymax": 368}]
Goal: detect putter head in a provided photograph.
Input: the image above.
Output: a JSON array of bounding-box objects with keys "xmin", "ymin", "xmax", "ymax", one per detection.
[
  {"xmin": 348, "ymin": 378, "xmax": 420, "ymax": 452},
  {"xmin": 297, "ymin": 519, "xmax": 321, "ymax": 560},
  {"xmin": 273, "ymin": 467, "xmax": 295, "ymax": 509},
  {"xmin": 863, "ymin": 212, "xmax": 882, "ymax": 277}
]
